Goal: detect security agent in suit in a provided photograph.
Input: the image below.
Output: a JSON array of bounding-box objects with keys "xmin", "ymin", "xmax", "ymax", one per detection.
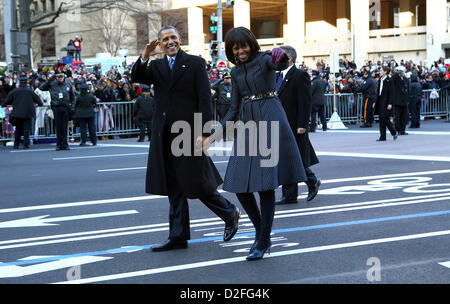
[
  {"xmin": 355, "ymin": 70, "xmax": 377, "ymax": 128},
  {"xmin": 391, "ymin": 67, "xmax": 410, "ymax": 135},
  {"xmin": 131, "ymin": 25, "xmax": 240, "ymax": 252},
  {"xmin": 275, "ymin": 46, "xmax": 321, "ymax": 204},
  {"xmin": 39, "ymin": 73, "xmax": 75, "ymax": 150},
  {"xmin": 1, "ymin": 77, "xmax": 43, "ymax": 149},
  {"xmin": 309, "ymin": 70, "xmax": 327, "ymax": 132},
  {"xmin": 374, "ymin": 66, "xmax": 398, "ymax": 141}
]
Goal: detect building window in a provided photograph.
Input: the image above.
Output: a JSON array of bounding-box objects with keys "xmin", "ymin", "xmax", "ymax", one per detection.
[
  {"xmin": 50, "ymin": 0, "xmax": 56, "ymax": 11},
  {"xmin": 41, "ymin": 0, "xmax": 47, "ymax": 13},
  {"xmin": 40, "ymin": 28, "xmax": 56, "ymax": 57},
  {"xmin": 393, "ymin": 8, "xmax": 399, "ymax": 28}
]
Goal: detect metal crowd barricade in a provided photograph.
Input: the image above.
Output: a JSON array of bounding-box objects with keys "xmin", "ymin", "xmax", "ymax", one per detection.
[
  {"xmin": 324, "ymin": 93, "xmax": 363, "ymax": 123},
  {"xmin": 1, "ymin": 94, "xmax": 449, "ymax": 145},
  {"xmin": 421, "ymin": 89, "xmax": 448, "ymax": 119},
  {"xmin": 1, "ymin": 101, "xmax": 141, "ymax": 145},
  {"xmin": 69, "ymin": 101, "xmax": 139, "ymax": 139}
]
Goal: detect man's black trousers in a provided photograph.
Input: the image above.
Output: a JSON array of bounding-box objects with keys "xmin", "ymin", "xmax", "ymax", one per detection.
[
  {"xmin": 281, "ymin": 167, "xmax": 318, "ymax": 201},
  {"xmin": 14, "ymin": 118, "xmax": 32, "ymax": 148},
  {"xmin": 394, "ymin": 105, "xmax": 408, "ymax": 133},
  {"xmin": 163, "ymin": 126, "xmax": 236, "ymax": 241},
  {"xmin": 79, "ymin": 117, "xmax": 97, "ymax": 144},
  {"xmin": 53, "ymin": 106, "xmax": 70, "ymax": 148}
]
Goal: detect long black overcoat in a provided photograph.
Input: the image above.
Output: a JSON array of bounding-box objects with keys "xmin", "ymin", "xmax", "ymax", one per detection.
[
  {"xmin": 277, "ymin": 66, "xmax": 319, "ymax": 168},
  {"xmin": 212, "ymin": 51, "xmax": 306, "ymax": 193},
  {"xmin": 1, "ymin": 86, "xmax": 43, "ymax": 118},
  {"xmin": 131, "ymin": 50, "xmax": 222, "ymax": 199},
  {"xmin": 375, "ymin": 76, "xmax": 394, "ymax": 117}
]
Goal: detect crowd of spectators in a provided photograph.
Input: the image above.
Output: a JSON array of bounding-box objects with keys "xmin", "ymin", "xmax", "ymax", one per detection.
[
  {"xmin": 301, "ymin": 57, "xmax": 450, "ymax": 94},
  {"xmin": 1, "ymin": 59, "xmax": 140, "ymax": 104},
  {"xmin": 205, "ymin": 56, "xmax": 450, "ymax": 93}
]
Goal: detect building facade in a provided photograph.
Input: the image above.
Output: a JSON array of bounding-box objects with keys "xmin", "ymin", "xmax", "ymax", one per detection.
[
  {"xmin": 2, "ymin": 0, "xmax": 450, "ymax": 69},
  {"xmin": 158, "ymin": 0, "xmax": 450, "ymax": 68}
]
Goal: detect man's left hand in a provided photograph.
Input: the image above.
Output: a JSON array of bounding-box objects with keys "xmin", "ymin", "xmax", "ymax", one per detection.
[
  {"xmin": 195, "ymin": 136, "xmax": 214, "ymax": 153},
  {"xmin": 297, "ymin": 128, "xmax": 306, "ymax": 135}
]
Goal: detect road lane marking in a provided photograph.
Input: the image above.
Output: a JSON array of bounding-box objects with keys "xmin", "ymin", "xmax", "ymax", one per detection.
[
  {"xmin": 439, "ymin": 261, "xmax": 450, "ymax": 269},
  {"xmin": 97, "ymin": 161, "xmax": 230, "ymax": 172},
  {"xmin": 1, "ymin": 193, "xmax": 449, "ymax": 249},
  {"xmin": 53, "ymin": 152, "xmax": 148, "ymax": 160},
  {"xmin": 2, "ymin": 208, "xmax": 450, "ymax": 266},
  {"xmin": 0, "ymin": 210, "xmax": 139, "ymax": 228},
  {"xmin": 54, "ymin": 228, "xmax": 450, "ymax": 284},
  {"xmin": 0, "ymin": 256, "xmax": 112, "ymax": 278},
  {"xmin": 320, "ymin": 130, "xmax": 450, "ymax": 136},
  {"xmin": 317, "ymin": 152, "xmax": 450, "ymax": 162}
]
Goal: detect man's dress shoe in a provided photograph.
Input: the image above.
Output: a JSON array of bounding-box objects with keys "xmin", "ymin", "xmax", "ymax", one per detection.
[
  {"xmin": 151, "ymin": 239, "xmax": 188, "ymax": 252},
  {"xmin": 307, "ymin": 179, "xmax": 321, "ymax": 202},
  {"xmin": 223, "ymin": 207, "xmax": 240, "ymax": 242}
]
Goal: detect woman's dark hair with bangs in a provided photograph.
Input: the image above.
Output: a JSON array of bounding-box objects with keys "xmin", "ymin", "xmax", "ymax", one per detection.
[{"xmin": 224, "ymin": 27, "xmax": 260, "ymax": 65}]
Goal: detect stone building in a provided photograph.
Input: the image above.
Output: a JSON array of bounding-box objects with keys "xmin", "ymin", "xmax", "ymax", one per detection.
[{"xmin": 2, "ymin": 0, "xmax": 450, "ymax": 68}]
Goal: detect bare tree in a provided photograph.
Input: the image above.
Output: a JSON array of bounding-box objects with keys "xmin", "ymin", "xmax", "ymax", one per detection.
[
  {"xmin": 15, "ymin": 0, "xmax": 166, "ymax": 69},
  {"xmin": 89, "ymin": 8, "xmax": 130, "ymax": 57}
]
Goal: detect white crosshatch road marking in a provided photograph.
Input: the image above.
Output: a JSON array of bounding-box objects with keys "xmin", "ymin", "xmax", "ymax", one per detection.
[
  {"xmin": 54, "ymin": 229, "xmax": 450, "ymax": 284},
  {"xmin": 1, "ymin": 192, "xmax": 449, "ymax": 250}
]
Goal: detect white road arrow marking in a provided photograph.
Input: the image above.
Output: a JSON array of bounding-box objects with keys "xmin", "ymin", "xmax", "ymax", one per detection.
[
  {"xmin": 0, "ymin": 255, "xmax": 112, "ymax": 278},
  {"xmin": 0, "ymin": 210, "xmax": 139, "ymax": 228},
  {"xmin": 439, "ymin": 261, "xmax": 450, "ymax": 269}
]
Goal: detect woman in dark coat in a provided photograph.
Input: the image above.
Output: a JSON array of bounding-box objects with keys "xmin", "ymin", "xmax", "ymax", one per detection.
[
  {"xmin": 204, "ymin": 27, "xmax": 306, "ymax": 261},
  {"xmin": 73, "ymin": 83, "xmax": 97, "ymax": 146},
  {"xmin": 133, "ymin": 85, "xmax": 154, "ymax": 142}
]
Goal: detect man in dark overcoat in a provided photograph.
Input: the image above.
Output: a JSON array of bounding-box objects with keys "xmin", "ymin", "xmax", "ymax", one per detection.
[
  {"xmin": 275, "ymin": 46, "xmax": 321, "ymax": 204},
  {"xmin": 391, "ymin": 67, "xmax": 410, "ymax": 135},
  {"xmin": 1, "ymin": 77, "xmax": 43, "ymax": 149},
  {"xmin": 131, "ymin": 26, "xmax": 240, "ymax": 251},
  {"xmin": 309, "ymin": 70, "xmax": 327, "ymax": 132},
  {"xmin": 375, "ymin": 66, "xmax": 398, "ymax": 141}
]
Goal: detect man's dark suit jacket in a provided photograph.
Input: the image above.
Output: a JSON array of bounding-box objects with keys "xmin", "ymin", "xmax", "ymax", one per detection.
[
  {"xmin": 277, "ymin": 66, "xmax": 319, "ymax": 168},
  {"xmin": 131, "ymin": 50, "xmax": 222, "ymax": 199}
]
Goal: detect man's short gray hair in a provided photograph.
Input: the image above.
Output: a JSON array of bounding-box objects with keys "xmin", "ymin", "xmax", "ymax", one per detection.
[
  {"xmin": 158, "ymin": 25, "xmax": 180, "ymax": 40},
  {"xmin": 280, "ymin": 45, "xmax": 297, "ymax": 64}
]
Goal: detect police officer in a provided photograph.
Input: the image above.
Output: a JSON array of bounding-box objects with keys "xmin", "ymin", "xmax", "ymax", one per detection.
[
  {"xmin": 355, "ymin": 70, "xmax": 377, "ymax": 128},
  {"xmin": 310, "ymin": 70, "xmax": 327, "ymax": 132},
  {"xmin": 133, "ymin": 85, "xmax": 154, "ymax": 142},
  {"xmin": 212, "ymin": 72, "xmax": 232, "ymax": 122},
  {"xmin": 40, "ymin": 73, "xmax": 75, "ymax": 150},
  {"xmin": 1, "ymin": 77, "xmax": 43, "ymax": 149},
  {"xmin": 392, "ymin": 67, "xmax": 410, "ymax": 135},
  {"xmin": 73, "ymin": 83, "xmax": 97, "ymax": 146}
]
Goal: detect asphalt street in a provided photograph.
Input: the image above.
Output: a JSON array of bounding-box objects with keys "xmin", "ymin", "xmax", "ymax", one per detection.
[{"xmin": 0, "ymin": 119, "xmax": 449, "ymax": 288}]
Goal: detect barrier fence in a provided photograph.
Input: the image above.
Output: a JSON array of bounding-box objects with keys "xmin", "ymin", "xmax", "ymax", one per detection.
[{"xmin": 1, "ymin": 90, "xmax": 449, "ymax": 144}]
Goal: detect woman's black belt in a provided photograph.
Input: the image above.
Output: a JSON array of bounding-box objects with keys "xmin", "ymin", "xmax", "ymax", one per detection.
[{"xmin": 242, "ymin": 91, "xmax": 277, "ymax": 103}]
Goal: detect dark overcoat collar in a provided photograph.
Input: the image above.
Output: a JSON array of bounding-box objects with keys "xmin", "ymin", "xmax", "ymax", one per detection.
[
  {"xmin": 158, "ymin": 49, "xmax": 189, "ymax": 89},
  {"xmin": 277, "ymin": 64, "xmax": 297, "ymax": 94}
]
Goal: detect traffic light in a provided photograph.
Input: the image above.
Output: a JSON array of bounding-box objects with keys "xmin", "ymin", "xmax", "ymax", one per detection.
[
  {"xmin": 209, "ymin": 26, "xmax": 218, "ymax": 34},
  {"xmin": 226, "ymin": 0, "xmax": 234, "ymax": 8},
  {"xmin": 210, "ymin": 12, "xmax": 217, "ymax": 24},
  {"xmin": 210, "ymin": 41, "xmax": 218, "ymax": 58}
]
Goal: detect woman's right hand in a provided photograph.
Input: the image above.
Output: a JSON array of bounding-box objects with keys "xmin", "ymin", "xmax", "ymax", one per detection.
[{"xmin": 141, "ymin": 39, "xmax": 163, "ymax": 61}]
